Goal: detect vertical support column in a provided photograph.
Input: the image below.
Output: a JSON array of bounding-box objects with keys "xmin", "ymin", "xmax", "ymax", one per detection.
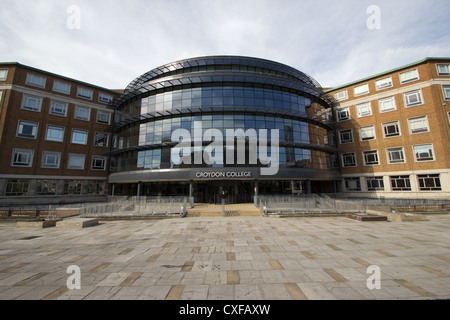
[
  {"xmin": 137, "ymin": 181, "xmax": 142, "ymax": 200},
  {"xmin": 111, "ymin": 184, "xmax": 115, "ymax": 196},
  {"xmin": 254, "ymin": 180, "xmax": 259, "ymax": 206},
  {"xmin": 306, "ymin": 179, "xmax": 312, "ymax": 194},
  {"xmin": 189, "ymin": 180, "xmax": 194, "ymax": 208}
]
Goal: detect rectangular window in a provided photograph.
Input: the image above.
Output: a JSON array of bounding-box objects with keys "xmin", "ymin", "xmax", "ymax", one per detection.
[
  {"xmin": 342, "ymin": 153, "xmax": 356, "ymax": 167},
  {"xmin": 339, "ymin": 129, "xmax": 353, "ymax": 144},
  {"xmin": 382, "ymin": 121, "xmax": 401, "ymax": 138},
  {"xmin": 5, "ymin": 180, "xmax": 30, "ymax": 196},
  {"xmin": 336, "ymin": 108, "xmax": 350, "ymax": 122},
  {"xmin": 0, "ymin": 69, "xmax": 8, "ymax": 81},
  {"xmin": 367, "ymin": 177, "xmax": 385, "ymax": 191},
  {"xmin": 390, "ymin": 176, "xmax": 411, "ymax": 191},
  {"xmin": 26, "ymin": 73, "xmax": 46, "ymax": 88},
  {"xmin": 17, "ymin": 121, "xmax": 38, "ymax": 138},
  {"xmin": 379, "ymin": 96, "xmax": 396, "ymax": 113},
  {"xmin": 94, "ymin": 132, "xmax": 109, "ymax": 147},
  {"xmin": 404, "ymin": 90, "xmax": 423, "ymax": 107},
  {"xmin": 345, "ymin": 177, "xmax": 361, "ymax": 191},
  {"xmin": 442, "ymin": 85, "xmax": 450, "ymax": 100},
  {"xmin": 42, "ymin": 152, "xmax": 61, "ymax": 168},
  {"xmin": 50, "ymin": 100, "xmax": 68, "ymax": 117},
  {"xmin": 375, "ymin": 77, "xmax": 393, "ymax": 90},
  {"xmin": 71, "ymin": 129, "xmax": 88, "ymax": 145},
  {"xmin": 99, "ymin": 93, "xmax": 113, "ymax": 104},
  {"xmin": 12, "ymin": 149, "xmax": 33, "ymax": 167},
  {"xmin": 77, "ymin": 87, "xmax": 93, "ymax": 100},
  {"xmin": 334, "ymin": 90, "xmax": 348, "ymax": 101},
  {"xmin": 386, "ymin": 147, "xmax": 405, "ymax": 164},
  {"xmin": 68, "ymin": 154, "xmax": 85, "ymax": 170},
  {"xmin": 356, "ymin": 102, "xmax": 372, "ymax": 118},
  {"xmin": 359, "ymin": 125, "xmax": 375, "ymax": 141},
  {"xmin": 399, "ymin": 69, "xmax": 419, "ymax": 83},
  {"xmin": 53, "ymin": 80, "xmax": 71, "ymax": 94},
  {"xmin": 64, "ymin": 180, "xmax": 82, "ymax": 195},
  {"xmin": 36, "ymin": 180, "xmax": 57, "ymax": 195},
  {"xmin": 21, "ymin": 94, "xmax": 42, "ymax": 112},
  {"xmin": 437, "ymin": 64, "xmax": 450, "ymax": 76},
  {"xmin": 413, "ymin": 144, "xmax": 434, "ymax": 162},
  {"xmin": 74, "ymin": 106, "xmax": 91, "ymax": 121},
  {"xmin": 92, "ymin": 156, "xmax": 106, "ymax": 170},
  {"xmin": 354, "ymin": 83, "xmax": 369, "ymax": 96},
  {"xmin": 363, "ymin": 150, "xmax": 379, "ymax": 165},
  {"xmin": 87, "ymin": 180, "xmax": 105, "ymax": 195},
  {"xmin": 418, "ymin": 174, "xmax": 442, "ymax": 191},
  {"xmin": 46, "ymin": 125, "xmax": 64, "ymax": 142},
  {"xmin": 96, "ymin": 110, "xmax": 110, "ymax": 124},
  {"xmin": 408, "ymin": 116, "xmax": 429, "ymax": 134}
]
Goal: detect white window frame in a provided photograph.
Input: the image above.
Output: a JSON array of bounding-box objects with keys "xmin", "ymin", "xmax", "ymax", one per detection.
[
  {"xmin": 436, "ymin": 64, "xmax": 450, "ymax": 76},
  {"xmin": 49, "ymin": 100, "xmax": 68, "ymax": 117},
  {"xmin": 98, "ymin": 93, "xmax": 113, "ymax": 104},
  {"xmin": 354, "ymin": 83, "xmax": 369, "ymax": 97},
  {"xmin": 356, "ymin": 102, "xmax": 372, "ymax": 118},
  {"xmin": 11, "ymin": 149, "xmax": 34, "ymax": 167},
  {"xmin": 390, "ymin": 175, "xmax": 411, "ymax": 191},
  {"xmin": 334, "ymin": 90, "xmax": 348, "ymax": 101},
  {"xmin": 418, "ymin": 174, "xmax": 442, "ymax": 191},
  {"xmin": 74, "ymin": 106, "xmax": 91, "ymax": 121},
  {"xmin": 404, "ymin": 90, "xmax": 423, "ymax": 107},
  {"xmin": 413, "ymin": 144, "xmax": 434, "ymax": 162},
  {"xmin": 21, "ymin": 94, "xmax": 42, "ymax": 112},
  {"xmin": 408, "ymin": 116, "xmax": 429, "ymax": 134},
  {"xmin": 375, "ymin": 77, "xmax": 393, "ymax": 90},
  {"xmin": 442, "ymin": 85, "xmax": 450, "ymax": 100},
  {"xmin": 378, "ymin": 96, "xmax": 396, "ymax": 113},
  {"xmin": 363, "ymin": 150, "xmax": 379, "ymax": 166},
  {"xmin": 26, "ymin": 73, "xmax": 46, "ymax": 88},
  {"xmin": 77, "ymin": 87, "xmax": 93, "ymax": 100},
  {"xmin": 17, "ymin": 121, "xmax": 38, "ymax": 139},
  {"xmin": 68, "ymin": 154, "xmax": 86, "ymax": 170},
  {"xmin": 41, "ymin": 152, "xmax": 61, "ymax": 169},
  {"xmin": 336, "ymin": 107, "xmax": 350, "ymax": 122},
  {"xmin": 96, "ymin": 110, "xmax": 110, "ymax": 124},
  {"xmin": 71, "ymin": 129, "xmax": 88, "ymax": 145},
  {"xmin": 0, "ymin": 69, "xmax": 8, "ymax": 81},
  {"xmin": 386, "ymin": 147, "xmax": 406, "ymax": 164},
  {"xmin": 382, "ymin": 121, "xmax": 401, "ymax": 138},
  {"xmin": 342, "ymin": 152, "xmax": 357, "ymax": 167},
  {"xmin": 53, "ymin": 80, "xmax": 71, "ymax": 94},
  {"xmin": 359, "ymin": 125, "xmax": 376, "ymax": 141},
  {"xmin": 399, "ymin": 69, "xmax": 419, "ymax": 84},
  {"xmin": 46, "ymin": 125, "xmax": 65, "ymax": 142},
  {"xmin": 339, "ymin": 129, "xmax": 353, "ymax": 144},
  {"xmin": 366, "ymin": 176, "xmax": 385, "ymax": 191},
  {"xmin": 91, "ymin": 156, "xmax": 107, "ymax": 171}
]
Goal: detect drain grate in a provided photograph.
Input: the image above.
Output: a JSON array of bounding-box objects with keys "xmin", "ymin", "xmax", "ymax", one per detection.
[{"xmin": 19, "ymin": 236, "xmax": 41, "ymax": 240}]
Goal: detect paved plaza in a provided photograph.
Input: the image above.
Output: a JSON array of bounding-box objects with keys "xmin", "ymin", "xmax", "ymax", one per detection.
[{"xmin": 0, "ymin": 214, "xmax": 449, "ymax": 300}]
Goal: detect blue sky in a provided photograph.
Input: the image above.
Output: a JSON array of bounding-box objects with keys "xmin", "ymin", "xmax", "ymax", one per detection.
[{"xmin": 1, "ymin": 0, "xmax": 449, "ymax": 89}]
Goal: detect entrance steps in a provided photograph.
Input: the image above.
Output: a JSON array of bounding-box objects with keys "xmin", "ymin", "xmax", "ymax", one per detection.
[{"xmin": 186, "ymin": 203, "xmax": 261, "ymax": 217}]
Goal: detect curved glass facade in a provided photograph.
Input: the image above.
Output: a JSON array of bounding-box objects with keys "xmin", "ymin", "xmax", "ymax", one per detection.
[{"xmin": 109, "ymin": 56, "xmax": 340, "ymax": 201}]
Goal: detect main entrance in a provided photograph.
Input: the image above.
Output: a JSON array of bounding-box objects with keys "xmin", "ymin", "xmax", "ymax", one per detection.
[{"xmin": 194, "ymin": 181, "xmax": 253, "ymax": 204}]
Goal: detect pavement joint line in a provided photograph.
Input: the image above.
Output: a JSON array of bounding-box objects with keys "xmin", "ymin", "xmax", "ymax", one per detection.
[
  {"xmin": 324, "ymin": 268, "xmax": 347, "ymax": 282},
  {"xmin": 352, "ymin": 257, "xmax": 371, "ymax": 267},
  {"xmin": 0, "ymin": 263, "xmax": 28, "ymax": 273},
  {"xmin": 41, "ymin": 286, "xmax": 69, "ymax": 300},
  {"xmin": 89, "ymin": 262, "xmax": 111, "ymax": 273},
  {"xmin": 417, "ymin": 265, "xmax": 449, "ymax": 277},
  {"xmin": 14, "ymin": 272, "xmax": 49, "ymax": 286},
  {"xmin": 120, "ymin": 272, "xmax": 143, "ymax": 287},
  {"xmin": 375, "ymin": 249, "xmax": 396, "ymax": 257},
  {"xmin": 66, "ymin": 255, "xmax": 87, "ymax": 263},
  {"xmin": 394, "ymin": 279, "xmax": 434, "ymax": 297},
  {"xmin": 326, "ymin": 244, "xmax": 342, "ymax": 251},
  {"xmin": 119, "ymin": 248, "xmax": 134, "ymax": 255}
]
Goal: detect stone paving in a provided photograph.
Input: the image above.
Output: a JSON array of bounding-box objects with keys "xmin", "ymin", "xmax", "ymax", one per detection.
[{"xmin": 0, "ymin": 214, "xmax": 449, "ymax": 300}]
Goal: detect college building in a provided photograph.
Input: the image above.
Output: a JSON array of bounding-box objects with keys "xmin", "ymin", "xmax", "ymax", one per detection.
[{"xmin": 0, "ymin": 56, "xmax": 449, "ymax": 204}]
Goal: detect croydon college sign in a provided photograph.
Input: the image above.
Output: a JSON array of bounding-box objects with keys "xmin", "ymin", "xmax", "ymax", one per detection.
[{"xmin": 171, "ymin": 121, "xmax": 280, "ymax": 176}]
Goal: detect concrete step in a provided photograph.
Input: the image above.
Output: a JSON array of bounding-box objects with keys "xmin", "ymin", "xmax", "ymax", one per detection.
[{"xmin": 187, "ymin": 204, "xmax": 261, "ymax": 217}]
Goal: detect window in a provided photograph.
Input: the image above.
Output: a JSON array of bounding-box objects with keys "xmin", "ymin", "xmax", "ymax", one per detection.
[
  {"xmin": 5, "ymin": 180, "xmax": 30, "ymax": 196},
  {"xmin": 87, "ymin": 180, "xmax": 105, "ymax": 195},
  {"xmin": 36, "ymin": 180, "xmax": 57, "ymax": 195},
  {"xmin": 363, "ymin": 150, "xmax": 379, "ymax": 165},
  {"xmin": 354, "ymin": 83, "xmax": 369, "ymax": 96},
  {"xmin": 12, "ymin": 149, "xmax": 33, "ymax": 167},
  {"xmin": 74, "ymin": 106, "xmax": 90, "ymax": 121},
  {"xmin": 92, "ymin": 156, "xmax": 106, "ymax": 170},
  {"xmin": 337, "ymin": 108, "xmax": 350, "ymax": 121},
  {"xmin": 359, "ymin": 125, "xmax": 375, "ymax": 141},
  {"xmin": 345, "ymin": 177, "xmax": 361, "ymax": 191},
  {"xmin": 96, "ymin": 111, "xmax": 110, "ymax": 124},
  {"xmin": 356, "ymin": 102, "xmax": 372, "ymax": 118},
  {"xmin": 26, "ymin": 73, "xmax": 46, "ymax": 88},
  {"xmin": 408, "ymin": 116, "xmax": 429, "ymax": 134},
  {"xmin": 404, "ymin": 90, "xmax": 423, "ymax": 107},
  {"xmin": 77, "ymin": 87, "xmax": 93, "ymax": 100},
  {"xmin": 443, "ymin": 85, "xmax": 450, "ymax": 100},
  {"xmin": 46, "ymin": 125, "xmax": 64, "ymax": 142},
  {"xmin": 53, "ymin": 80, "xmax": 71, "ymax": 94},
  {"xmin": 64, "ymin": 180, "xmax": 82, "ymax": 195},
  {"xmin": 334, "ymin": 90, "xmax": 348, "ymax": 101},
  {"xmin": 71, "ymin": 129, "xmax": 88, "ymax": 145},
  {"xmin": 375, "ymin": 77, "xmax": 393, "ymax": 90},
  {"xmin": 17, "ymin": 121, "xmax": 38, "ymax": 138},
  {"xmin": 418, "ymin": 174, "xmax": 441, "ymax": 191},
  {"xmin": 68, "ymin": 154, "xmax": 85, "ymax": 169},
  {"xmin": 339, "ymin": 129, "xmax": 353, "ymax": 144},
  {"xmin": 50, "ymin": 100, "xmax": 68, "ymax": 116},
  {"xmin": 342, "ymin": 153, "xmax": 356, "ymax": 167},
  {"xmin": 41, "ymin": 152, "xmax": 61, "ymax": 168},
  {"xmin": 382, "ymin": 121, "xmax": 400, "ymax": 138},
  {"xmin": 21, "ymin": 94, "xmax": 42, "ymax": 112},
  {"xmin": 99, "ymin": 93, "xmax": 113, "ymax": 104},
  {"xmin": 367, "ymin": 177, "xmax": 385, "ymax": 191},
  {"xmin": 379, "ymin": 96, "xmax": 396, "ymax": 113},
  {"xmin": 390, "ymin": 176, "xmax": 411, "ymax": 191},
  {"xmin": 399, "ymin": 69, "xmax": 419, "ymax": 83},
  {"xmin": 386, "ymin": 147, "xmax": 405, "ymax": 164},
  {"xmin": 0, "ymin": 69, "xmax": 8, "ymax": 81},
  {"xmin": 94, "ymin": 132, "xmax": 109, "ymax": 147},
  {"xmin": 413, "ymin": 144, "xmax": 434, "ymax": 162},
  {"xmin": 437, "ymin": 64, "xmax": 450, "ymax": 76}
]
